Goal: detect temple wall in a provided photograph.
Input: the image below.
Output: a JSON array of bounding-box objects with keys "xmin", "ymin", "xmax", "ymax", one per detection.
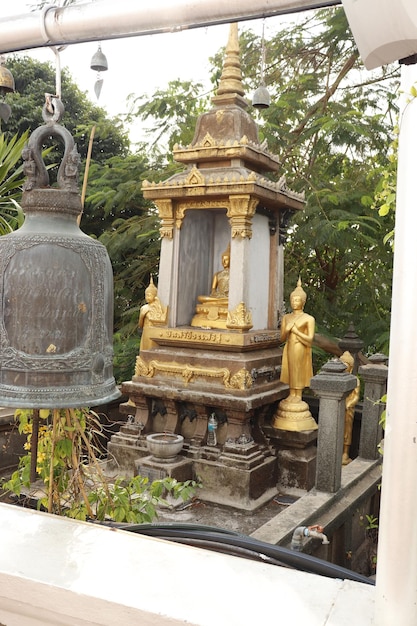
[{"xmin": 248, "ymin": 213, "xmax": 270, "ymax": 330}]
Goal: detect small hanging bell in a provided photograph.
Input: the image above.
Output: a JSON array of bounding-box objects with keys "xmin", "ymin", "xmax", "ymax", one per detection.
[
  {"xmin": 252, "ymin": 85, "xmax": 271, "ymax": 109},
  {"xmin": 90, "ymin": 45, "xmax": 108, "ymax": 72},
  {"xmin": 253, "ymin": 21, "xmax": 270, "ymax": 110}
]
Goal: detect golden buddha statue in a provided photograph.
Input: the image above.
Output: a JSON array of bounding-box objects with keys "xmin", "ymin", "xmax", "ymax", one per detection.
[
  {"xmin": 191, "ymin": 245, "xmax": 230, "ymax": 329},
  {"xmin": 273, "ymin": 278, "xmax": 318, "ymax": 431},
  {"xmin": 280, "ymin": 278, "xmax": 315, "ymax": 402},
  {"xmin": 138, "ymin": 277, "xmax": 167, "ymax": 351},
  {"xmin": 340, "ymin": 351, "xmax": 360, "ymax": 465}
]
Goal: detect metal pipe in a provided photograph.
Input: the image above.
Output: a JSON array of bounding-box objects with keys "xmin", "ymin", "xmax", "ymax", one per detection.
[{"xmin": 0, "ymin": 0, "xmax": 341, "ymax": 54}]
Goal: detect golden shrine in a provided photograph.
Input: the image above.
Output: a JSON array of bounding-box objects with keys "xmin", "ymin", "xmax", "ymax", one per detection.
[{"xmin": 109, "ymin": 24, "xmax": 306, "ymax": 509}]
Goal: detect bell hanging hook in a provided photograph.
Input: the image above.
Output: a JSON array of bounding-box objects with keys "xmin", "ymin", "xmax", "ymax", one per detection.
[{"xmin": 40, "ymin": 3, "xmax": 67, "ymax": 102}]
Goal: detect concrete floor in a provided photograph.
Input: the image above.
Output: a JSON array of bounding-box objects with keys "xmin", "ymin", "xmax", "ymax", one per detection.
[{"xmin": 156, "ymin": 493, "xmax": 288, "ymax": 536}]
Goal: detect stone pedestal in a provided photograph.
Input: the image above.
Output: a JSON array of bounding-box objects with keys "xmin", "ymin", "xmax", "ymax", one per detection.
[
  {"xmin": 310, "ymin": 359, "xmax": 358, "ymax": 493},
  {"xmin": 193, "ymin": 442, "xmax": 277, "ymax": 510},
  {"xmin": 358, "ymin": 353, "xmax": 388, "ymax": 460},
  {"xmin": 107, "ymin": 328, "xmax": 287, "ymax": 509},
  {"xmin": 135, "ymin": 455, "xmax": 193, "ymax": 484},
  {"xmin": 264, "ymin": 425, "xmax": 317, "ymax": 491},
  {"xmin": 107, "ymin": 423, "xmax": 148, "ymax": 475}
]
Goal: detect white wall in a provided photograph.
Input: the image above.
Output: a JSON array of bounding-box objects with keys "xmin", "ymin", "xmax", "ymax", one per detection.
[{"xmin": 0, "ymin": 503, "xmax": 375, "ymax": 626}]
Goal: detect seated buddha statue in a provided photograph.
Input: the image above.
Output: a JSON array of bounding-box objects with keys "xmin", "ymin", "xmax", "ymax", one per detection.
[{"xmin": 191, "ymin": 245, "xmax": 230, "ymax": 329}]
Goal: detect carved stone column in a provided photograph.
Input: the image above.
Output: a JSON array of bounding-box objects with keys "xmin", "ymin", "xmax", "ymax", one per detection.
[
  {"xmin": 310, "ymin": 359, "xmax": 358, "ymax": 493},
  {"xmin": 358, "ymin": 353, "xmax": 388, "ymax": 460}
]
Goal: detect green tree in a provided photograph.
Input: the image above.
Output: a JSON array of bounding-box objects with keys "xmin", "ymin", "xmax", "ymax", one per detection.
[
  {"xmin": 126, "ymin": 78, "xmax": 211, "ymax": 159},
  {"xmin": 5, "ymin": 55, "xmax": 129, "ymax": 166},
  {"xmin": 252, "ymin": 8, "xmax": 397, "ymax": 352},
  {"xmin": 83, "ymin": 151, "xmax": 162, "ymax": 381},
  {"xmin": 0, "ymin": 131, "xmax": 29, "ymax": 233},
  {"xmin": 130, "ymin": 8, "xmax": 398, "ymax": 354}
]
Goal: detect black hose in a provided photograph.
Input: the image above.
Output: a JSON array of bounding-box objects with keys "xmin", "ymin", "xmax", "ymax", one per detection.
[{"xmin": 116, "ymin": 523, "xmax": 374, "ymax": 586}]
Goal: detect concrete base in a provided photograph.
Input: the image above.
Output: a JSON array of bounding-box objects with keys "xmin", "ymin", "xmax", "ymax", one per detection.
[
  {"xmin": 109, "ymin": 331, "xmax": 288, "ymax": 509},
  {"xmin": 107, "ymin": 423, "xmax": 148, "ymax": 476},
  {"xmin": 265, "ymin": 426, "xmax": 317, "ymax": 491},
  {"xmin": 194, "ymin": 443, "xmax": 277, "ymax": 510},
  {"xmin": 135, "ymin": 454, "xmax": 194, "ymax": 484}
]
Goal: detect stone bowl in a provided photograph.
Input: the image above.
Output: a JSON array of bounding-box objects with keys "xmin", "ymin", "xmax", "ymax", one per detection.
[{"xmin": 146, "ymin": 433, "xmax": 184, "ymax": 463}]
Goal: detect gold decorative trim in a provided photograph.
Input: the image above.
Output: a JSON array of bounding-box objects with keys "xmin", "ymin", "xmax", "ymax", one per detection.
[
  {"xmin": 230, "ymin": 369, "xmax": 253, "ymax": 389},
  {"xmin": 185, "ymin": 165, "xmax": 205, "ymax": 186},
  {"xmin": 214, "ymin": 23, "xmax": 244, "ymax": 99},
  {"xmin": 154, "ymin": 199, "xmax": 174, "ymax": 239},
  {"xmin": 148, "ymin": 327, "xmax": 280, "ymax": 348},
  {"xmin": 202, "ymin": 132, "xmax": 216, "ymax": 147},
  {"xmin": 226, "ymin": 302, "xmax": 253, "ymax": 331},
  {"xmin": 135, "ymin": 356, "xmax": 150, "ymax": 377},
  {"xmin": 147, "ymin": 302, "xmax": 168, "ymax": 326},
  {"xmin": 227, "ymin": 195, "xmax": 258, "ymax": 239},
  {"xmin": 175, "ymin": 200, "xmax": 227, "ymax": 230},
  {"xmin": 134, "ymin": 357, "xmax": 252, "ymax": 390}
]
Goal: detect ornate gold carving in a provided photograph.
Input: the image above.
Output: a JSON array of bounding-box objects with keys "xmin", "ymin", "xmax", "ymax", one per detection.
[
  {"xmin": 229, "ymin": 369, "xmax": 253, "ymax": 390},
  {"xmin": 154, "ymin": 199, "xmax": 174, "ymax": 239},
  {"xmin": 226, "ymin": 302, "xmax": 253, "ymax": 331},
  {"xmin": 135, "ymin": 356, "xmax": 150, "ymax": 377},
  {"xmin": 202, "ymin": 132, "xmax": 216, "ymax": 146},
  {"xmin": 134, "ymin": 357, "xmax": 252, "ymax": 390},
  {"xmin": 175, "ymin": 200, "xmax": 227, "ymax": 230},
  {"xmin": 215, "ymin": 23, "xmax": 244, "ymax": 99},
  {"xmin": 227, "ymin": 195, "xmax": 258, "ymax": 239},
  {"xmin": 186, "ymin": 165, "xmax": 205, "ymax": 186}
]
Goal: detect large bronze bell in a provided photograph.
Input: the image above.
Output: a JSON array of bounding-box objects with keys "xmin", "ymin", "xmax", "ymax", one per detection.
[
  {"xmin": 0, "ymin": 56, "xmax": 15, "ymax": 123},
  {"xmin": 0, "ymin": 98, "xmax": 120, "ymax": 408},
  {"xmin": 0, "ymin": 56, "xmax": 15, "ymax": 95}
]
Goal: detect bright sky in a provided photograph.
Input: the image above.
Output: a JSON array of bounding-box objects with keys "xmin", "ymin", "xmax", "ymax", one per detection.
[{"xmin": 0, "ymin": 2, "xmax": 299, "ymax": 145}]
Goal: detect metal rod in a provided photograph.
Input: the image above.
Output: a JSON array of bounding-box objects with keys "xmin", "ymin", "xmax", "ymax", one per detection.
[{"xmin": 0, "ymin": 0, "xmax": 341, "ymax": 55}]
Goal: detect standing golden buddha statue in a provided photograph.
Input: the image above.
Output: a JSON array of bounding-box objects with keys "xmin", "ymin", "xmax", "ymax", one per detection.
[{"xmin": 273, "ymin": 278, "xmax": 318, "ymax": 431}]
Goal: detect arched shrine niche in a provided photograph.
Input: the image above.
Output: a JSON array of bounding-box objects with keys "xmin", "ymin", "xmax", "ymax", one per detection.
[{"xmin": 176, "ymin": 208, "xmax": 229, "ymax": 327}]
